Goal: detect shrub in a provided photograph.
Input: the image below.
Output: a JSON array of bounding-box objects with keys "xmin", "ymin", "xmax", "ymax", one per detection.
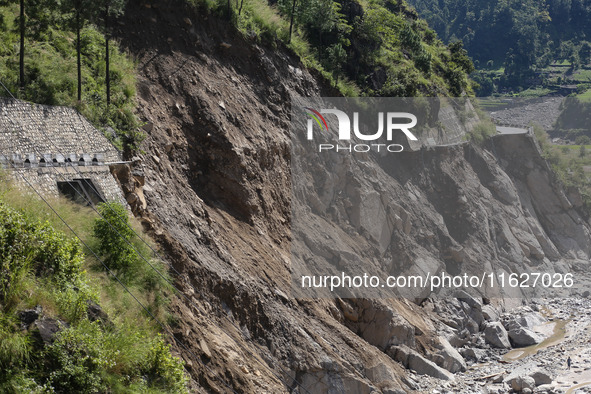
[
  {"xmin": 43, "ymin": 321, "xmax": 114, "ymax": 393},
  {"xmin": 93, "ymin": 202, "xmax": 139, "ymax": 274},
  {"xmin": 0, "ymin": 316, "xmax": 31, "ymax": 371},
  {"xmin": 0, "ymin": 203, "xmax": 84, "ymax": 304},
  {"xmin": 92, "ymin": 201, "xmax": 173, "ymax": 305},
  {"xmin": 468, "ymin": 120, "xmax": 496, "ymax": 144},
  {"xmin": 0, "ymin": 186, "xmax": 185, "ymax": 393},
  {"xmin": 143, "ymin": 335, "xmax": 189, "ymax": 393}
]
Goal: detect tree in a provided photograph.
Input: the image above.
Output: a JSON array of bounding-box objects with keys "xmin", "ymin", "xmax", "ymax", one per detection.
[
  {"xmin": 63, "ymin": 0, "xmax": 96, "ymax": 101},
  {"xmin": 580, "ymin": 41, "xmax": 591, "ymax": 65},
  {"xmin": 19, "ymin": 0, "xmax": 24, "ymax": 91},
  {"xmin": 326, "ymin": 42, "xmax": 347, "ymax": 82},
  {"xmin": 96, "ymin": 0, "xmax": 126, "ymax": 106},
  {"xmin": 288, "ymin": 0, "xmax": 297, "ymax": 43}
]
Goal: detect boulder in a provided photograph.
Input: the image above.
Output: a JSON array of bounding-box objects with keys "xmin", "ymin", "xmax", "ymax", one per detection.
[
  {"xmin": 31, "ymin": 318, "xmax": 66, "ymax": 346},
  {"xmin": 529, "ymin": 368, "xmax": 552, "ymax": 386},
  {"xmin": 505, "ymin": 375, "xmax": 535, "ymax": 392},
  {"xmin": 459, "ymin": 347, "xmax": 488, "ymax": 362},
  {"xmin": 535, "ymin": 383, "xmax": 555, "ymax": 393},
  {"xmin": 444, "ymin": 328, "xmax": 471, "ymax": 348},
  {"xmin": 365, "ymin": 362, "xmax": 397, "ymax": 387},
  {"xmin": 389, "ymin": 345, "xmax": 454, "ymax": 380},
  {"xmin": 481, "ymin": 304, "xmax": 499, "ymax": 322},
  {"xmin": 87, "ymin": 300, "xmax": 112, "ymax": 328},
  {"xmin": 484, "ymin": 322, "xmax": 511, "ymax": 349},
  {"xmin": 19, "ymin": 306, "xmax": 42, "ymax": 328},
  {"xmin": 432, "ymin": 336, "xmax": 467, "ymax": 373},
  {"xmin": 454, "ymin": 290, "xmax": 482, "ymax": 309},
  {"xmin": 508, "ymin": 327, "xmax": 542, "ymax": 347},
  {"xmin": 504, "ymin": 312, "xmax": 546, "ymax": 331},
  {"xmin": 355, "ymin": 302, "xmax": 416, "ymax": 350}
]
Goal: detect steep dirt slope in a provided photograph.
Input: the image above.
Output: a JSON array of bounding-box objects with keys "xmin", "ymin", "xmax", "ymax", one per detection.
[
  {"xmin": 113, "ymin": 1, "xmax": 591, "ymax": 392},
  {"xmin": 115, "ymin": 2, "xmax": 419, "ymax": 393}
]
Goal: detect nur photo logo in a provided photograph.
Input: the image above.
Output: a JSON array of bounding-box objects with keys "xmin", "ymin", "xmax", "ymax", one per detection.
[{"xmin": 304, "ymin": 106, "xmax": 419, "ymax": 153}]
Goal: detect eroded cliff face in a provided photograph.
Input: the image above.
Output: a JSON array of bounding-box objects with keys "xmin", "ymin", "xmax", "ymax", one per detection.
[{"xmin": 114, "ymin": 1, "xmax": 591, "ymax": 392}]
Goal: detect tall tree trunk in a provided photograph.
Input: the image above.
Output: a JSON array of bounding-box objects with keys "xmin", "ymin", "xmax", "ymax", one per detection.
[
  {"xmin": 76, "ymin": 8, "xmax": 82, "ymax": 102},
  {"xmin": 239, "ymin": 0, "xmax": 244, "ymax": 15},
  {"xmin": 289, "ymin": 0, "xmax": 297, "ymax": 43},
  {"xmin": 19, "ymin": 0, "xmax": 25, "ymax": 91},
  {"xmin": 105, "ymin": 3, "xmax": 110, "ymax": 106},
  {"xmin": 227, "ymin": 0, "xmax": 231, "ymax": 20}
]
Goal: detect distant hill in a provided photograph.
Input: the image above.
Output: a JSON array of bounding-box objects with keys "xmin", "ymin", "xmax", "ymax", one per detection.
[{"xmin": 406, "ymin": 0, "xmax": 591, "ymax": 91}]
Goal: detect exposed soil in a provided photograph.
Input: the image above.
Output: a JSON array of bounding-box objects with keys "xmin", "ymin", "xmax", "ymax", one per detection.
[{"xmin": 110, "ymin": 2, "xmax": 591, "ymax": 393}]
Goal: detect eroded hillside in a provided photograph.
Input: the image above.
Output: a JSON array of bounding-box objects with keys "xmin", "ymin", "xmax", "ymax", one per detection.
[{"xmin": 111, "ymin": 1, "xmax": 591, "ymax": 392}]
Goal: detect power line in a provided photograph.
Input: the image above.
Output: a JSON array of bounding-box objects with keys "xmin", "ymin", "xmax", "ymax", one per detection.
[
  {"xmin": 3, "ymin": 160, "xmax": 240, "ymax": 394},
  {"xmin": 0, "ymin": 84, "xmax": 311, "ymax": 393},
  {"xmin": 0, "ymin": 83, "xmax": 243, "ymax": 393}
]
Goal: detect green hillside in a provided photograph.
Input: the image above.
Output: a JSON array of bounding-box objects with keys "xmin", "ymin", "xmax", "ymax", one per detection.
[
  {"xmin": 405, "ymin": 0, "xmax": 591, "ymax": 94},
  {"xmin": 204, "ymin": 0, "xmax": 475, "ymax": 95},
  {"xmin": 0, "ymin": 1, "xmax": 141, "ymax": 151},
  {"xmin": 0, "ymin": 175, "xmax": 188, "ymax": 392}
]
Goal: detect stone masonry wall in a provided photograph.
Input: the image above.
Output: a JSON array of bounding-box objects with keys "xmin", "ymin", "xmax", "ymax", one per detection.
[
  {"xmin": 0, "ymin": 98, "xmax": 126, "ymax": 206},
  {"xmin": 0, "ymin": 97, "xmax": 121, "ymax": 163},
  {"xmin": 11, "ymin": 166, "xmax": 127, "ymax": 206}
]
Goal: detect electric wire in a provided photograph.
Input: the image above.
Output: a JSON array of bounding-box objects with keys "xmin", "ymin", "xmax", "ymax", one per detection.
[
  {"xmin": 0, "ymin": 83, "xmax": 311, "ymax": 393},
  {"xmin": 2, "ymin": 159, "xmax": 240, "ymax": 394}
]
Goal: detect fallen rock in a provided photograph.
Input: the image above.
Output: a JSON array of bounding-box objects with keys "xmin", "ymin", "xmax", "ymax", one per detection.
[
  {"xmin": 529, "ymin": 368, "xmax": 552, "ymax": 386},
  {"xmin": 86, "ymin": 300, "xmax": 112, "ymax": 328},
  {"xmin": 535, "ymin": 383, "xmax": 555, "ymax": 392},
  {"xmin": 484, "ymin": 321, "xmax": 511, "ymax": 349},
  {"xmin": 199, "ymin": 338, "xmax": 212, "ymax": 359},
  {"xmin": 432, "ymin": 336, "xmax": 467, "ymax": 373},
  {"xmin": 504, "ymin": 311, "xmax": 546, "ymax": 331},
  {"xmin": 508, "ymin": 327, "xmax": 542, "ymax": 347},
  {"xmin": 31, "ymin": 318, "xmax": 66, "ymax": 346},
  {"xmin": 505, "ymin": 375, "xmax": 535, "ymax": 392},
  {"xmin": 459, "ymin": 347, "xmax": 488, "ymax": 362},
  {"xmin": 389, "ymin": 345, "xmax": 454, "ymax": 380},
  {"xmin": 445, "ymin": 328, "xmax": 471, "ymax": 347},
  {"xmin": 481, "ymin": 304, "xmax": 499, "ymax": 322},
  {"xmin": 354, "ymin": 301, "xmax": 416, "ymax": 350},
  {"xmin": 19, "ymin": 306, "xmax": 41, "ymax": 329}
]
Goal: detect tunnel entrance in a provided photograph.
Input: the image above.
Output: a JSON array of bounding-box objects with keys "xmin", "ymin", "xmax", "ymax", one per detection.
[{"xmin": 57, "ymin": 179, "xmax": 105, "ymax": 206}]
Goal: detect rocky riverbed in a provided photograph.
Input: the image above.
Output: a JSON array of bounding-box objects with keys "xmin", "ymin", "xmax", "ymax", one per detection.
[
  {"xmin": 485, "ymin": 97, "xmax": 564, "ymax": 131},
  {"xmin": 414, "ymin": 297, "xmax": 591, "ymax": 393}
]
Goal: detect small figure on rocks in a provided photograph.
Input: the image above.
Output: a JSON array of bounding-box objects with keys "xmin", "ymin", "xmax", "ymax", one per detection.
[{"xmin": 567, "ymin": 356, "xmax": 572, "ymax": 370}]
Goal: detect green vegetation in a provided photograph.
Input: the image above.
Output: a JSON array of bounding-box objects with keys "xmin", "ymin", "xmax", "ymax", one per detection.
[
  {"xmin": 92, "ymin": 201, "xmax": 173, "ymax": 315},
  {"xmin": 577, "ymin": 87, "xmax": 591, "ymax": 103},
  {"xmin": 553, "ymin": 97, "xmax": 591, "ymax": 139},
  {"xmin": 0, "ymin": 176, "xmax": 188, "ymax": 392},
  {"xmin": 406, "ymin": 0, "xmax": 591, "ymax": 95},
  {"xmin": 467, "ymin": 118, "xmax": 496, "ymax": 145},
  {"xmin": 190, "ymin": 0, "xmax": 474, "ymax": 96},
  {"xmin": 533, "ymin": 124, "xmax": 591, "ymax": 212},
  {"xmin": 0, "ymin": 1, "xmax": 142, "ymax": 151}
]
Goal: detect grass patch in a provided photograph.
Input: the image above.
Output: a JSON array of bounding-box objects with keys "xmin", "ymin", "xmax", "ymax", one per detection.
[
  {"xmin": 0, "ymin": 5, "xmax": 143, "ymax": 152},
  {"xmin": 0, "ymin": 174, "xmax": 187, "ymax": 392},
  {"xmin": 577, "ymin": 88, "xmax": 591, "ymax": 102},
  {"xmin": 533, "ymin": 124, "xmax": 591, "ymax": 212}
]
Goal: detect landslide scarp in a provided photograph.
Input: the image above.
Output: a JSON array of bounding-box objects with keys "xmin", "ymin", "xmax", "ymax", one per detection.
[{"xmin": 112, "ymin": 1, "xmax": 591, "ymax": 393}]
